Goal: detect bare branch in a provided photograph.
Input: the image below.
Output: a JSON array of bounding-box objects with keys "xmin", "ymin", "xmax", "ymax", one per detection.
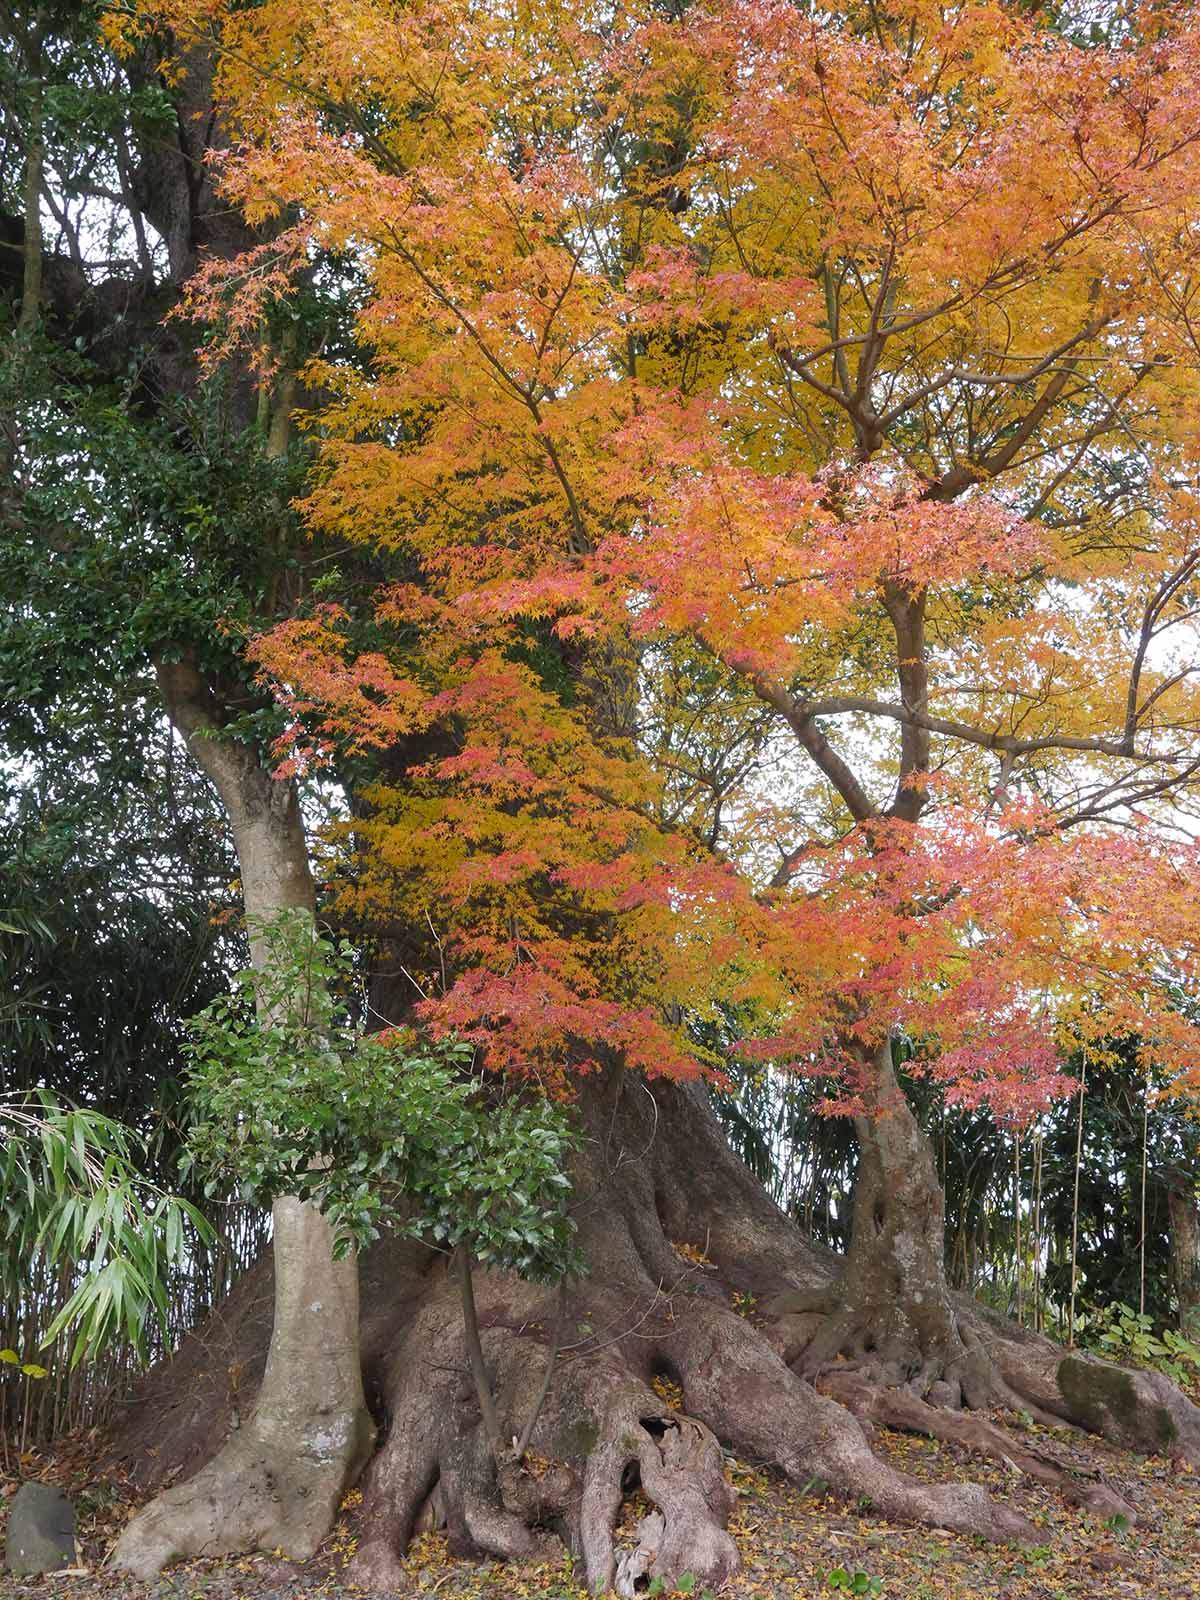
[
  {"xmin": 797, "ymin": 692, "xmax": 1182, "ymax": 764},
  {"xmin": 747, "ymin": 673, "xmax": 878, "ymax": 822}
]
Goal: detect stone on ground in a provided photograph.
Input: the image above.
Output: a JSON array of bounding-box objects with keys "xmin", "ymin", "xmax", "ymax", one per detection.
[{"xmin": 5, "ymin": 1481, "xmax": 77, "ymax": 1575}]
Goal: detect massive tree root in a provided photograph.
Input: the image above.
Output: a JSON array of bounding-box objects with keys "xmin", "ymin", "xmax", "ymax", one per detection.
[
  {"xmin": 106, "ymin": 1419, "xmax": 367, "ymax": 1580},
  {"xmin": 107, "ymin": 1071, "xmax": 1200, "ymax": 1593},
  {"xmin": 109, "ymin": 1198, "xmax": 375, "ymax": 1578},
  {"xmin": 817, "ymin": 1369, "xmax": 1136, "ymax": 1521},
  {"xmin": 762, "ymin": 1040, "xmax": 1200, "ymax": 1491},
  {"xmin": 350, "ymin": 1272, "xmax": 742, "ymax": 1596}
]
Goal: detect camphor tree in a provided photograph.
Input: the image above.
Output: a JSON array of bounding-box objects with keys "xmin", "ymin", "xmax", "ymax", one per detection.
[
  {"xmin": 84, "ymin": 0, "xmax": 1200, "ymax": 1591},
  {"xmin": 2, "ymin": 0, "xmax": 376, "ymax": 1565}
]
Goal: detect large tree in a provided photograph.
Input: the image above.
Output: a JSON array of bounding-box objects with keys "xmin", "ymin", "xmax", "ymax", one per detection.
[
  {"xmin": 2, "ymin": 0, "xmax": 372, "ymax": 1565},
  {"xmin": 595, "ymin": 0, "xmax": 1200, "ymax": 1395},
  {"xmin": 90, "ymin": 0, "xmax": 1200, "ymax": 1593}
]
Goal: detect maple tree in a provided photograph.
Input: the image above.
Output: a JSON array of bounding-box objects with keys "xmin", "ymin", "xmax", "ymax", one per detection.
[
  {"xmin": 591, "ymin": 0, "xmax": 1200, "ymax": 1397},
  {"xmin": 90, "ymin": 0, "xmax": 1200, "ymax": 1591}
]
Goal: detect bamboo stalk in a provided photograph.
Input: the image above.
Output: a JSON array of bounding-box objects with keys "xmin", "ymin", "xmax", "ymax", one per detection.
[
  {"xmin": 1068, "ymin": 1060, "xmax": 1088, "ymax": 1348},
  {"xmin": 1139, "ymin": 1083, "xmax": 1150, "ymax": 1319}
]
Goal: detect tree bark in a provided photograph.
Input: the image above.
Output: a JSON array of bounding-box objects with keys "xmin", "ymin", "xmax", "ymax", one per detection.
[
  {"xmin": 844, "ymin": 1038, "xmax": 956, "ymax": 1368},
  {"xmin": 792, "ymin": 1038, "xmax": 994, "ymax": 1401},
  {"xmin": 18, "ymin": 67, "xmax": 43, "ymax": 337},
  {"xmin": 5, "ymin": 21, "xmax": 376, "ymax": 1577},
  {"xmin": 110, "ymin": 663, "xmax": 375, "ymax": 1577},
  {"xmin": 789, "ymin": 1038, "xmax": 1053, "ymax": 1416}
]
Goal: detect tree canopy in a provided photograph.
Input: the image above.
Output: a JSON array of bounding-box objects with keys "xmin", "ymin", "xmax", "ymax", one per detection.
[{"xmin": 104, "ymin": 0, "xmax": 1200, "ymax": 1114}]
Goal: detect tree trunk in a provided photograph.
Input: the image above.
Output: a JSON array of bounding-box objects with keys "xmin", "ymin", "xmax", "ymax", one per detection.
[
  {"xmin": 792, "ymin": 1038, "xmax": 1001, "ymax": 1406},
  {"xmin": 107, "ymin": 1060, "xmax": 1200, "ymax": 1593},
  {"xmin": 110, "ymin": 662, "xmax": 375, "ymax": 1578},
  {"xmin": 1169, "ymin": 1182, "xmax": 1200, "ymax": 1339}
]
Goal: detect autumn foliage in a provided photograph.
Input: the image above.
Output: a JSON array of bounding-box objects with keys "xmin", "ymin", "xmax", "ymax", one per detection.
[{"xmin": 112, "ymin": 0, "xmax": 1200, "ymax": 1115}]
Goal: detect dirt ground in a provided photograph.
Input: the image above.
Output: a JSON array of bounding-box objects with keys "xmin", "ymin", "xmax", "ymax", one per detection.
[{"xmin": 2, "ymin": 1414, "xmax": 1198, "ymax": 1600}]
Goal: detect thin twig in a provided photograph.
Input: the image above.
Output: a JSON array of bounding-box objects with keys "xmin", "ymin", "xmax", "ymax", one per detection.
[{"xmin": 513, "ymin": 1280, "xmax": 568, "ymax": 1461}]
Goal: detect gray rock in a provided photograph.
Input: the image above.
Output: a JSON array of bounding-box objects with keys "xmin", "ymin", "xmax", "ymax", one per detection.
[{"xmin": 4, "ymin": 1481, "xmax": 76, "ymax": 1575}]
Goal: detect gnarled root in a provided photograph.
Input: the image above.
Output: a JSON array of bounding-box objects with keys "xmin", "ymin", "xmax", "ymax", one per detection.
[
  {"xmin": 773, "ymin": 1288, "xmax": 1029, "ymax": 1415},
  {"xmin": 582, "ymin": 1387, "xmax": 737, "ymax": 1598},
  {"xmin": 348, "ymin": 1264, "xmax": 1037, "ymax": 1598},
  {"xmin": 769, "ymin": 1279, "xmax": 1200, "ymax": 1494},
  {"xmin": 114, "ymin": 1070, "xmax": 1200, "ymax": 1589},
  {"xmin": 108, "ymin": 1408, "xmax": 373, "ymax": 1579},
  {"xmin": 351, "ymin": 1287, "xmax": 561, "ymax": 1590},
  {"xmin": 958, "ymin": 1299, "xmax": 1200, "ymax": 1465},
  {"xmin": 351, "ymin": 1273, "xmax": 739, "ymax": 1596},
  {"xmin": 818, "ymin": 1368, "xmax": 1135, "ymax": 1522},
  {"xmin": 666, "ymin": 1299, "xmax": 1037, "ymax": 1545}
]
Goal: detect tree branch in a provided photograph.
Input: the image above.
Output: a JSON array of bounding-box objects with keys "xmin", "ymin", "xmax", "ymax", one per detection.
[
  {"xmin": 748, "ymin": 673, "xmax": 878, "ymax": 822},
  {"xmin": 797, "ymin": 691, "xmax": 1180, "ymax": 764},
  {"xmin": 883, "ymin": 583, "xmax": 930, "ymax": 822}
]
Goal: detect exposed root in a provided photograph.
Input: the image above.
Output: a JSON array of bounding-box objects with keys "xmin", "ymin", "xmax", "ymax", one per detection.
[
  {"xmin": 109, "ymin": 1068, "xmax": 1200, "ymax": 1592},
  {"xmin": 351, "ymin": 1272, "xmax": 738, "ymax": 1596},
  {"xmin": 783, "ymin": 1294, "xmax": 1022, "ymax": 1419},
  {"xmin": 958, "ymin": 1299, "xmax": 1200, "ymax": 1465},
  {"xmin": 349, "ymin": 1288, "xmax": 547, "ymax": 1590},
  {"xmin": 819, "ymin": 1370, "xmax": 1136, "ymax": 1522},
  {"xmin": 109, "ymin": 1417, "xmax": 370, "ymax": 1579},
  {"xmin": 350, "ymin": 1270, "xmax": 1037, "ymax": 1595},
  {"xmin": 768, "ymin": 1281, "xmax": 1200, "ymax": 1515},
  {"xmin": 667, "ymin": 1300, "xmax": 1036, "ymax": 1546},
  {"xmin": 582, "ymin": 1387, "xmax": 738, "ymax": 1598}
]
